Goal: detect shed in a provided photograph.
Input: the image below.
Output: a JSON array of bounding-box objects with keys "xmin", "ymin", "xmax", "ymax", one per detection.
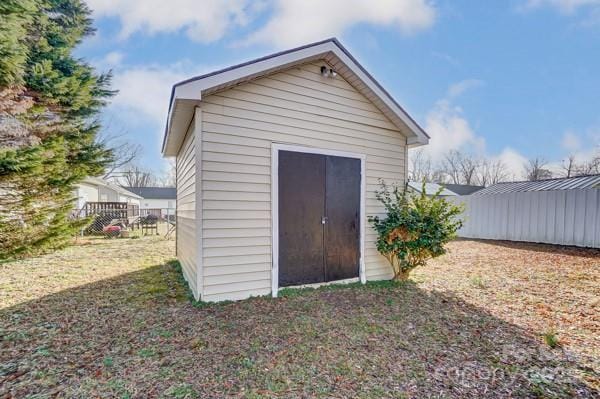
[
  {"xmin": 162, "ymin": 38, "xmax": 429, "ymax": 301},
  {"xmin": 451, "ymin": 175, "xmax": 600, "ymax": 248}
]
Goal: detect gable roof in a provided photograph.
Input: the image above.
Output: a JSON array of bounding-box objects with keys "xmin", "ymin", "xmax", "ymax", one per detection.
[
  {"xmin": 442, "ymin": 183, "xmax": 485, "ymax": 196},
  {"xmin": 124, "ymin": 187, "xmax": 176, "ymax": 200},
  {"xmin": 162, "ymin": 38, "xmax": 429, "ymax": 156},
  {"xmin": 82, "ymin": 177, "xmax": 143, "ymax": 199},
  {"xmin": 473, "ymin": 175, "xmax": 600, "ymax": 195},
  {"xmin": 408, "ymin": 182, "xmax": 457, "ymax": 196}
]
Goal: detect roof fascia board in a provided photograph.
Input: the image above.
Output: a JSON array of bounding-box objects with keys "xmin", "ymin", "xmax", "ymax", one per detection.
[{"xmin": 407, "ymin": 136, "xmax": 424, "ymax": 146}]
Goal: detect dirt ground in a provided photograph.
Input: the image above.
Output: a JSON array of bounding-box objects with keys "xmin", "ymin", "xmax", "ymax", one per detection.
[{"xmin": 1, "ymin": 237, "xmax": 598, "ymax": 398}]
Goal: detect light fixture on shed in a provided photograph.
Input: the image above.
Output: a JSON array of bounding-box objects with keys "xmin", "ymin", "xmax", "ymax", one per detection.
[
  {"xmin": 320, "ymin": 66, "xmax": 329, "ymax": 77},
  {"xmin": 320, "ymin": 66, "xmax": 336, "ymax": 79}
]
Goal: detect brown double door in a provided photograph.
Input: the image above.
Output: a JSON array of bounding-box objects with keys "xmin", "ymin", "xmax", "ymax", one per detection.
[{"xmin": 278, "ymin": 150, "xmax": 360, "ymax": 287}]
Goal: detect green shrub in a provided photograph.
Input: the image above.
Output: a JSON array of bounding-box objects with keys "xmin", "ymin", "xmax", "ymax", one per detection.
[
  {"xmin": 368, "ymin": 181, "xmax": 463, "ymax": 281},
  {"xmin": 543, "ymin": 330, "xmax": 560, "ymax": 348}
]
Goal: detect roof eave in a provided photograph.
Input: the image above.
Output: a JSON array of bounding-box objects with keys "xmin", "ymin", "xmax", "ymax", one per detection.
[{"xmin": 407, "ymin": 135, "xmax": 429, "ymax": 147}]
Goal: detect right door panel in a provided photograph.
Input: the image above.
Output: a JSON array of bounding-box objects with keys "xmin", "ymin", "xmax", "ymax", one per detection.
[{"xmin": 324, "ymin": 155, "xmax": 361, "ymax": 281}]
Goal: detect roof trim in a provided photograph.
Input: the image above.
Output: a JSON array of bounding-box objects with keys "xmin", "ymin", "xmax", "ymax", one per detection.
[
  {"xmin": 162, "ymin": 38, "xmax": 429, "ymax": 156},
  {"xmin": 82, "ymin": 177, "xmax": 144, "ymax": 199}
]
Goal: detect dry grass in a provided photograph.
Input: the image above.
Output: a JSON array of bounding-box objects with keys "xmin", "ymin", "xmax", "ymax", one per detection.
[
  {"xmin": 414, "ymin": 239, "xmax": 600, "ymax": 375},
  {"xmin": 1, "ymin": 238, "xmax": 598, "ymax": 398},
  {"xmin": 0, "ymin": 235, "xmax": 175, "ymax": 309}
]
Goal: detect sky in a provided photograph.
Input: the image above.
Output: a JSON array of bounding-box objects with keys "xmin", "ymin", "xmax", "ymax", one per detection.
[{"xmin": 76, "ymin": 0, "xmax": 600, "ymax": 179}]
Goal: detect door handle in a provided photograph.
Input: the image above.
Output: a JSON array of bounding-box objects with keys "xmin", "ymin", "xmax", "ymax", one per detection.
[{"xmin": 321, "ymin": 216, "xmax": 328, "ymax": 224}]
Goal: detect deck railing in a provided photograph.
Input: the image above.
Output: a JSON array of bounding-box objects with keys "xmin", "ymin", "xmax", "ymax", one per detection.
[{"xmin": 72, "ymin": 202, "xmax": 175, "ymax": 237}]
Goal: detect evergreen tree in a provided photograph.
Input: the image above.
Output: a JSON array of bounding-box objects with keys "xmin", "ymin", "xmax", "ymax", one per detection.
[
  {"xmin": 0, "ymin": 1, "xmax": 33, "ymax": 84},
  {"xmin": 0, "ymin": 0, "xmax": 114, "ymax": 259}
]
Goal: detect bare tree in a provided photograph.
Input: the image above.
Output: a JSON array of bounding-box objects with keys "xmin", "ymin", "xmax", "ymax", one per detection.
[
  {"xmin": 431, "ymin": 168, "xmax": 447, "ymax": 184},
  {"xmin": 477, "ymin": 158, "xmax": 509, "ymax": 186},
  {"xmin": 458, "ymin": 154, "xmax": 479, "ymax": 185},
  {"xmin": 575, "ymin": 154, "xmax": 600, "ymax": 176},
  {"xmin": 157, "ymin": 159, "xmax": 176, "ymax": 187},
  {"xmin": 524, "ymin": 158, "xmax": 553, "ymax": 181},
  {"xmin": 561, "ymin": 154, "xmax": 578, "ymax": 178},
  {"xmin": 97, "ymin": 131, "xmax": 142, "ymax": 180},
  {"xmin": 441, "ymin": 150, "xmax": 462, "ymax": 184},
  {"xmin": 408, "ymin": 149, "xmax": 433, "ymax": 182},
  {"xmin": 119, "ymin": 166, "xmax": 158, "ymax": 187},
  {"xmin": 440, "ymin": 150, "xmax": 481, "ymax": 185}
]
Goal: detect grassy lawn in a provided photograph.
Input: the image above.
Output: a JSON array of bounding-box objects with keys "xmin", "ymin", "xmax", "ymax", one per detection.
[{"xmin": 1, "ymin": 237, "xmax": 598, "ymax": 398}]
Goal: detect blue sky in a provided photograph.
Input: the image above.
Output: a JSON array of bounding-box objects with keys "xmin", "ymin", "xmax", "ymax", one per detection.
[{"xmin": 77, "ymin": 0, "xmax": 600, "ymax": 179}]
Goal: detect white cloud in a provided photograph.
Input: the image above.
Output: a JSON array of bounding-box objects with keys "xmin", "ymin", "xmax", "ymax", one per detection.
[
  {"xmin": 447, "ymin": 79, "xmax": 483, "ymax": 99},
  {"xmin": 413, "ymin": 80, "xmax": 599, "ymax": 182},
  {"xmin": 419, "ymin": 79, "xmax": 485, "ymax": 161},
  {"xmin": 102, "ymin": 62, "xmax": 219, "ymax": 162},
  {"xmin": 422, "ymin": 99, "xmax": 485, "ymax": 160},
  {"xmin": 91, "ymin": 51, "xmax": 125, "ymax": 71},
  {"xmin": 86, "ymin": 0, "xmax": 261, "ymax": 43},
  {"xmin": 109, "ymin": 64, "xmax": 205, "ymax": 125},
  {"xmin": 520, "ymin": 0, "xmax": 600, "ymax": 13},
  {"xmin": 243, "ymin": 0, "xmax": 436, "ymax": 48},
  {"xmin": 415, "ymin": 79, "xmax": 532, "ymax": 181},
  {"xmin": 104, "ymin": 51, "xmax": 124, "ymax": 66},
  {"xmin": 86, "ymin": 0, "xmax": 436, "ymax": 48},
  {"xmin": 515, "ymin": 129, "xmax": 599, "ymax": 178},
  {"xmin": 519, "ymin": 0, "xmax": 600, "ymax": 28},
  {"xmin": 556, "ymin": 128, "xmax": 600, "ymax": 165},
  {"xmin": 494, "ymin": 147, "xmax": 528, "ymax": 179}
]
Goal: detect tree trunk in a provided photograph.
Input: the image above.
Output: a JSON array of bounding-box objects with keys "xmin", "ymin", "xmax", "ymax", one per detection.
[{"xmin": 393, "ymin": 269, "xmax": 411, "ymax": 281}]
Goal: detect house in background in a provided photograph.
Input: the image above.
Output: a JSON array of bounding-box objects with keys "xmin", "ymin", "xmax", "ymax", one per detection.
[
  {"xmin": 74, "ymin": 177, "xmax": 142, "ymax": 209},
  {"xmin": 161, "ymin": 38, "xmax": 430, "ymax": 301},
  {"xmin": 408, "ymin": 182, "xmax": 457, "ymax": 197},
  {"xmin": 123, "ymin": 187, "xmax": 176, "ymax": 215}
]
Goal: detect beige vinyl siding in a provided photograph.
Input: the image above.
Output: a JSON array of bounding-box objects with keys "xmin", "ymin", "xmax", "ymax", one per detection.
[
  {"xmin": 176, "ymin": 121, "xmax": 198, "ymax": 299},
  {"xmin": 199, "ymin": 61, "xmax": 403, "ymax": 301}
]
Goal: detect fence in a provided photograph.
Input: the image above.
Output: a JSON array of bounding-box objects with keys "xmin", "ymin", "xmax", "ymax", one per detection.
[
  {"xmin": 80, "ymin": 202, "xmax": 138, "ymax": 219},
  {"xmin": 72, "ymin": 203, "xmax": 175, "ymax": 238},
  {"xmin": 449, "ymin": 189, "xmax": 600, "ymax": 248}
]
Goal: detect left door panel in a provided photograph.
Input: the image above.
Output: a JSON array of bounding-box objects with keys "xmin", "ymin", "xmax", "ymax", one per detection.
[{"xmin": 278, "ymin": 151, "xmax": 326, "ymax": 287}]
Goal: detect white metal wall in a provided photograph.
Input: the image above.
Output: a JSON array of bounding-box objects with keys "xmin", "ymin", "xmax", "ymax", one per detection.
[{"xmin": 450, "ymin": 189, "xmax": 600, "ymax": 248}]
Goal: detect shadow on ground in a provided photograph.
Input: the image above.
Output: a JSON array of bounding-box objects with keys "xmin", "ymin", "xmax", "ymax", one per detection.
[{"xmin": 1, "ymin": 261, "xmax": 598, "ymax": 398}]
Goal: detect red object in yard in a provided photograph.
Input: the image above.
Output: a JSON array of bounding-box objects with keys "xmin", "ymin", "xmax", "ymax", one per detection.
[{"xmin": 103, "ymin": 225, "xmax": 121, "ymax": 233}]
